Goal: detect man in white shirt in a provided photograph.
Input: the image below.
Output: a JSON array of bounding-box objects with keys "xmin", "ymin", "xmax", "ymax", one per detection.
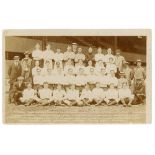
[
  {"xmin": 42, "ymin": 43, "xmax": 54, "ymax": 67},
  {"xmin": 53, "ymin": 84, "xmax": 66, "ymax": 106},
  {"xmin": 20, "ymin": 83, "xmax": 39, "ymax": 106},
  {"xmin": 53, "ymin": 61, "xmax": 63, "ymax": 71},
  {"xmin": 123, "ymin": 61, "xmax": 134, "ymax": 86},
  {"xmin": 64, "ymin": 66, "xmax": 76, "ymax": 85},
  {"xmin": 86, "ymin": 60, "xmax": 94, "ymax": 74},
  {"xmin": 32, "ymin": 43, "xmax": 43, "ymax": 67},
  {"xmin": 94, "ymin": 47, "xmax": 105, "ymax": 62},
  {"xmin": 105, "ymin": 83, "xmax": 119, "ymax": 105},
  {"xmin": 52, "ymin": 67, "xmax": 65, "ymax": 85},
  {"xmin": 64, "ymin": 59, "xmax": 74, "ymax": 70},
  {"xmin": 63, "ymin": 84, "xmax": 80, "ymax": 106},
  {"xmin": 32, "ymin": 60, "xmax": 43, "ymax": 89},
  {"xmin": 44, "ymin": 67, "xmax": 53, "ymax": 86},
  {"xmin": 86, "ymin": 60, "xmax": 96, "ymax": 84},
  {"xmin": 96, "ymin": 67, "xmax": 108, "ymax": 88},
  {"xmin": 95, "ymin": 60, "xmax": 105, "ymax": 73},
  {"xmin": 63, "ymin": 45, "xmax": 75, "ymax": 61},
  {"xmin": 107, "ymin": 70, "xmax": 118, "ymax": 87},
  {"xmin": 72, "ymin": 42, "xmax": 78, "ymax": 53},
  {"xmin": 75, "ymin": 59, "xmax": 85, "ymax": 68},
  {"xmin": 114, "ymin": 49, "xmax": 125, "ymax": 72},
  {"xmin": 41, "ymin": 60, "xmax": 53, "ymax": 76},
  {"xmin": 53, "ymin": 48, "xmax": 64, "ymax": 68},
  {"xmin": 87, "ymin": 65, "xmax": 98, "ymax": 87},
  {"xmin": 75, "ymin": 67, "xmax": 87, "ymax": 87},
  {"xmin": 92, "ymin": 82, "xmax": 106, "ymax": 105},
  {"xmin": 75, "ymin": 59, "xmax": 85, "ymax": 73},
  {"xmin": 38, "ymin": 82, "xmax": 53, "ymax": 106},
  {"xmin": 75, "ymin": 47, "xmax": 85, "ymax": 63},
  {"xmin": 105, "ymin": 48, "xmax": 115, "ymax": 64},
  {"xmin": 106, "ymin": 57, "xmax": 117, "ymax": 74},
  {"xmin": 118, "ymin": 82, "xmax": 134, "ymax": 107},
  {"xmin": 80, "ymin": 84, "xmax": 93, "ymax": 106}
]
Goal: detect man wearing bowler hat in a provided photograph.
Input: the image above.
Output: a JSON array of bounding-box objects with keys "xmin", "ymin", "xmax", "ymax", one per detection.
[
  {"xmin": 8, "ymin": 56, "xmax": 22, "ymax": 90},
  {"xmin": 134, "ymin": 59, "xmax": 146, "ymax": 82}
]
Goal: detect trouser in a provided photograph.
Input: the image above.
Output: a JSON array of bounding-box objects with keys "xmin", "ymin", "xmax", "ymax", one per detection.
[
  {"xmin": 9, "ymin": 78, "xmax": 17, "ymax": 90},
  {"xmin": 132, "ymin": 94, "xmax": 145, "ymax": 104},
  {"xmin": 54, "ymin": 99, "xmax": 65, "ymax": 106},
  {"xmin": 39, "ymin": 99, "xmax": 51, "ymax": 105},
  {"xmin": 120, "ymin": 97, "xmax": 132, "ymax": 104},
  {"xmin": 133, "ymin": 79, "xmax": 145, "ymax": 93},
  {"xmin": 124, "ymin": 98, "xmax": 130, "ymax": 104},
  {"xmin": 107, "ymin": 99, "xmax": 118, "ymax": 105},
  {"xmin": 93, "ymin": 98, "xmax": 106, "ymax": 105},
  {"xmin": 63, "ymin": 99, "xmax": 78, "ymax": 106},
  {"xmin": 115, "ymin": 68, "xmax": 120, "ymax": 78},
  {"xmin": 82, "ymin": 98, "xmax": 93, "ymax": 105},
  {"xmin": 23, "ymin": 99, "xmax": 35, "ymax": 106},
  {"xmin": 9, "ymin": 90, "xmax": 22, "ymax": 104}
]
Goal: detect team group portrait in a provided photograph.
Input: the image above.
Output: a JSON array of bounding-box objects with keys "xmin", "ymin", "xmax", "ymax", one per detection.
[{"xmin": 4, "ymin": 31, "xmax": 149, "ymax": 123}]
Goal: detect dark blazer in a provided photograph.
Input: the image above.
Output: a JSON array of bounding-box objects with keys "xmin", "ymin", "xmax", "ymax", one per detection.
[
  {"xmin": 8, "ymin": 63, "xmax": 22, "ymax": 80},
  {"xmin": 12, "ymin": 81, "xmax": 25, "ymax": 91}
]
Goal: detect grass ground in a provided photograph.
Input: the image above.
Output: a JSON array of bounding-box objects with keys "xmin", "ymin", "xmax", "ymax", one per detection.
[{"xmin": 4, "ymin": 94, "xmax": 146, "ymax": 124}]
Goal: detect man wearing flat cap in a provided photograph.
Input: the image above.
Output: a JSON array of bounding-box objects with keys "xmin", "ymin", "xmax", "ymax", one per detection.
[
  {"xmin": 133, "ymin": 59, "xmax": 146, "ymax": 104},
  {"xmin": 21, "ymin": 51, "xmax": 32, "ymax": 83},
  {"xmin": 8, "ymin": 56, "xmax": 22, "ymax": 90},
  {"xmin": 133, "ymin": 59, "xmax": 146, "ymax": 84},
  {"xmin": 9, "ymin": 76, "xmax": 25, "ymax": 104}
]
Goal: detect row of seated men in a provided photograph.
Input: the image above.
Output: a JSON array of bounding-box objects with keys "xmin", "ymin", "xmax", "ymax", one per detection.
[{"xmin": 10, "ymin": 78, "xmax": 136, "ymax": 107}]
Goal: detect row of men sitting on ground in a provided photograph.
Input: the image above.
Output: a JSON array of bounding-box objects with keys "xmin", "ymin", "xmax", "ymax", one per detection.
[{"xmin": 10, "ymin": 79, "xmax": 141, "ymax": 107}]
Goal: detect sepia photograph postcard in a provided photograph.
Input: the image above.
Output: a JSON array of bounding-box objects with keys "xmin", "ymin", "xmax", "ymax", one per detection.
[{"xmin": 2, "ymin": 29, "xmax": 152, "ymax": 124}]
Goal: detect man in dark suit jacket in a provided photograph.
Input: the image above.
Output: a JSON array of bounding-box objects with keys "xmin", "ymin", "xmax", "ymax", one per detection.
[
  {"xmin": 8, "ymin": 56, "xmax": 22, "ymax": 90},
  {"xmin": 9, "ymin": 76, "xmax": 25, "ymax": 104}
]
